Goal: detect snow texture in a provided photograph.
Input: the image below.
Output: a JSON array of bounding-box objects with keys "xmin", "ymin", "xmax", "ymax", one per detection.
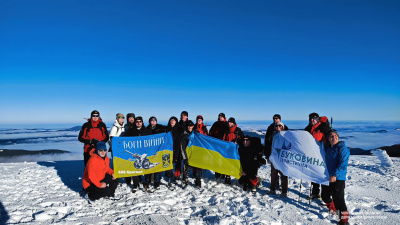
[{"xmin": 1, "ymin": 156, "xmax": 399, "ymax": 224}]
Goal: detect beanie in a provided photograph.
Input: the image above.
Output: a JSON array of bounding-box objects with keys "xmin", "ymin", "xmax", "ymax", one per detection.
[
  {"xmin": 91, "ymin": 110, "xmax": 100, "ymax": 116},
  {"xmin": 135, "ymin": 116, "xmax": 143, "ymax": 122},
  {"xmin": 196, "ymin": 115, "xmax": 203, "ymax": 121},
  {"xmin": 126, "ymin": 113, "xmax": 135, "ymax": 119},
  {"xmin": 273, "ymin": 114, "xmax": 281, "ymax": 120},
  {"xmin": 187, "ymin": 120, "xmax": 195, "ymax": 127},
  {"xmin": 228, "ymin": 117, "xmax": 236, "ymax": 124},
  {"xmin": 149, "ymin": 116, "xmax": 157, "ymax": 123},
  {"xmin": 116, "ymin": 113, "xmax": 124, "ymax": 119},
  {"xmin": 96, "ymin": 141, "xmax": 107, "ymax": 151},
  {"xmin": 181, "ymin": 111, "xmax": 188, "ymax": 117},
  {"xmin": 329, "ymin": 129, "xmax": 339, "ymax": 138},
  {"xmin": 218, "ymin": 113, "xmax": 226, "ymax": 119}
]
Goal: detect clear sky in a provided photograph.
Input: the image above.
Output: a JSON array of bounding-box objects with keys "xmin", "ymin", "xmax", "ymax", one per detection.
[{"xmin": 0, "ymin": 0, "xmax": 399, "ymax": 124}]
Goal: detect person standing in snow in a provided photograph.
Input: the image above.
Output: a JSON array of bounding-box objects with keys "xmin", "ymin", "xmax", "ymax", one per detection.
[
  {"xmin": 221, "ymin": 117, "xmax": 244, "ymax": 184},
  {"xmin": 238, "ymin": 136, "xmax": 264, "ymax": 193},
  {"xmin": 78, "ymin": 110, "xmax": 109, "ymax": 167},
  {"xmin": 82, "ymin": 142, "xmax": 118, "ymax": 202},
  {"xmin": 209, "ymin": 113, "xmax": 228, "ymax": 180},
  {"xmin": 209, "ymin": 113, "xmax": 227, "ymax": 140},
  {"xmin": 122, "ymin": 116, "xmax": 152, "ymax": 192},
  {"xmin": 124, "ymin": 113, "xmax": 136, "ymax": 131},
  {"xmin": 268, "ymin": 122, "xmax": 289, "ymax": 198},
  {"xmin": 264, "ymin": 114, "xmax": 289, "ymax": 191},
  {"xmin": 146, "ymin": 116, "xmax": 166, "ymax": 190},
  {"xmin": 108, "ymin": 113, "xmax": 125, "ymax": 159},
  {"xmin": 305, "ymin": 112, "xmax": 331, "ymax": 200},
  {"xmin": 165, "ymin": 116, "xmax": 181, "ymax": 184},
  {"xmin": 177, "ymin": 111, "xmax": 189, "ymax": 135},
  {"xmin": 321, "ymin": 130, "xmax": 350, "ymax": 225},
  {"xmin": 180, "ymin": 120, "xmax": 202, "ymax": 188},
  {"xmin": 195, "ymin": 115, "xmax": 208, "ymax": 135}
]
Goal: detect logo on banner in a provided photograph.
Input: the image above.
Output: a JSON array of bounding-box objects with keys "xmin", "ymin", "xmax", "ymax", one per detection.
[
  {"xmin": 126, "ymin": 151, "xmax": 158, "ymax": 170},
  {"xmin": 162, "ymin": 154, "xmax": 171, "ymax": 168},
  {"xmin": 275, "ymin": 139, "xmax": 325, "ymax": 168}
]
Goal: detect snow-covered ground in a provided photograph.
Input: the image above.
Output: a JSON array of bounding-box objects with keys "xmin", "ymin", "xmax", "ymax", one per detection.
[{"xmin": 1, "ymin": 154, "xmax": 399, "ymax": 224}]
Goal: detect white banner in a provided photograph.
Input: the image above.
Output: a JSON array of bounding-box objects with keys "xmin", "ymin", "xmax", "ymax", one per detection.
[{"xmin": 269, "ymin": 130, "xmax": 330, "ymax": 185}]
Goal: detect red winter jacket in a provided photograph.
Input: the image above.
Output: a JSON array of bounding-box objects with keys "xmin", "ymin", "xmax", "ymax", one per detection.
[
  {"xmin": 223, "ymin": 124, "xmax": 244, "ymax": 142},
  {"xmin": 195, "ymin": 123, "xmax": 208, "ymax": 135},
  {"xmin": 78, "ymin": 118, "xmax": 109, "ymax": 153},
  {"xmin": 209, "ymin": 120, "xmax": 227, "ymax": 140},
  {"xmin": 82, "ymin": 153, "xmax": 114, "ymax": 189}
]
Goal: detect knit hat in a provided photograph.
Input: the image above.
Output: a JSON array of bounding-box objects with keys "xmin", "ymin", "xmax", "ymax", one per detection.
[
  {"xmin": 126, "ymin": 113, "xmax": 135, "ymax": 119},
  {"xmin": 187, "ymin": 120, "xmax": 195, "ymax": 127},
  {"xmin": 309, "ymin": 112, "xmax": 320, "ymax": 122},
  {"xmin": 218, "ymin": 113, "xmax": 226, "ymax": 119},
  {"xmin": 181, "ymin": 111, "xmax": 188, "ymax": 117},
  {"xmin": 168, "ymin": 116, "xmax": 178, "ymax": 126},
  {"xmin": 91, "ymin": 110, "xmax": 100, "ymax": 116},
  {"xmin": 228, "ymin": 117, "xmax": 236, "ymax": 124},
  {"xmin": 116, "ymin": 113, "xmax": 124, "ymax": 119},
  {"xmin": 329, "ymin": 129, "xmax": 339, "ymax": 138},
  {"xmin": 273, "ymin": 114, "xmax": 281, "ymax": 120},
  {"xmin": 96, "ymin": 141, "xmax": 107, "ymax": 152},
  {"xmin": 149, "ymin": 116, "xmax": 157, "ymax": 123},
  {"xmin": 135, "ymin": 116, "xmax": 143, "ymax": 122},
  {"xmin": 275, "ymin": 121, "xmax": 285, "ymax": 128},
  {"xmin": 196, "ymin": 115, "xmax": 203, "ymax": 121}
]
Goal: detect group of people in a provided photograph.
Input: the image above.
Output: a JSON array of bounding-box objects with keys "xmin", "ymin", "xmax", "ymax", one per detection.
[{"xmin": 78, "ymin": 110, "xmax": 350, "ymax": 225}]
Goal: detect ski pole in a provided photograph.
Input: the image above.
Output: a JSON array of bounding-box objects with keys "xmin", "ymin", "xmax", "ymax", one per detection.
[
  {"xmin": 298, "ymin": 179, "xmax": 302, "ymax": 203},
  {"xmin": 308, "ymin": 184, "xmax": 312, "ymax": 208},
  {"xmin": 331, "ymin": 117, "xmax": 333, "ymax": 129}
]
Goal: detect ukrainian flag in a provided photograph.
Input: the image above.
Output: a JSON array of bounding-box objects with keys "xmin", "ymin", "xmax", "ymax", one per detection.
[{"xmin": 186, "ymin": 132, "xmax": 242, "ymax": 179}]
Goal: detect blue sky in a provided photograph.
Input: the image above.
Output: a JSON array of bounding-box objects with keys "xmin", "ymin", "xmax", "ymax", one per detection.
[{"xmin": 0, "ymin": 0, "xmax": 399, "ymax": 124}]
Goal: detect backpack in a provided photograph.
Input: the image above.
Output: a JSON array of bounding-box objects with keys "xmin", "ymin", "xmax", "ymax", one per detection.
[{"xmin": 319, "ymin": 116, "xmax": 331, "ymax": 128}]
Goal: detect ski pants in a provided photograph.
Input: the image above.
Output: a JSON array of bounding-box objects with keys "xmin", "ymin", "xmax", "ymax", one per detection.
[
  {"xmin": 85, "ymin": 174, "xmax": 119, "ymax": 201},
  {"xmin": 321, "ymin": 180, "xmax": 347, "ymax": 211},
  {"xmin": 183, "ymin": 165, "xmax": 201, "ymax": 186},
  {"xmin": 270, "ymin": 164, "xmax": 288, "ymax": 194},
  {"xmin": 311, "ymin": 182, "xmax": 320, "ymax": 196}
]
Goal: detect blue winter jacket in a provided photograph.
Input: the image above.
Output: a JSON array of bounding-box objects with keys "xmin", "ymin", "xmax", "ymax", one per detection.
[{"xmin": 325, "ymin": 141, "xmax": 350, "ymax": 181}]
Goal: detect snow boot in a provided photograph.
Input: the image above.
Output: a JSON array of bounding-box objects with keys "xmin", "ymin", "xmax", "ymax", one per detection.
[
  {"xmin": 278, "ymin": 192, "xmax": 288, "ymax": 198},
  {"xmin": 224, "ymin": 176, "xmax": 231, "ymax": 185},
  {"xmin": 326, "ymin": 201, "xmax": 337, "ymax": 215},
  {"xmin": 84, "ymin": 194, "xmax": 93, "ymax": 204},
  {"xmin": 154, "ymin": 182, "xmax": 161, "ymax": 190},
  {"xmin": 251, "ymin": 185, "xmax": 257, "ymax": 195},
  {"xmin": 338, "ymin": 211, "xmax": 349, "ymax": 225},
  {"xmin": 143, "ymin": 184, "xmax": 153, "ymax": 193},
  {"xmin": 168, "ymin": 179, "xmax": 175, "ymax": 190},
  {"xmin": 306, "ymin": 194, "xmax": 320, "ymax": 200},
  {"xmin": 257, "ymin": 177, "xmax": 263, "ymax": 188},
  {"xmin": 182, "ymin": 179, "xmax": 189, "ymax": 188}
]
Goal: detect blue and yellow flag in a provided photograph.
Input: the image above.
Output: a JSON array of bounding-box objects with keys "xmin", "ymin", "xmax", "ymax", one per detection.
[
  {"xmin": 112, "ymin": 132, "xmax": 173, "ymax": 178},
  {"xmin": 186, "ymin": 132, "xmax": 242, "ymax": 179}
]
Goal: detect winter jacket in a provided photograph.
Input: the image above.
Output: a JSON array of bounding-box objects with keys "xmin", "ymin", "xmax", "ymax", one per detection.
[
  {"xmin": 108, "ymin": 120, "xmax": 125, "ymax": 145},
  {"xmin": 166, "ymin": 124, "xmax": 181, "ymax": 163},
  {"xmin": 82, "ymin": 152, "xmax": 114, "ymax": 189},
  {"xmin": 195, "ymin": 123, "xmax": 208, "ymax": 135},
  {"xmin": 177, "ymin": 120, "xmax": 188, "ymax": 134},
  {"xmin": 209, "ymin": 120, "xmax": 227, "ymax": 140},
  {"xmin": 78, "ymin": 118, "xmax": 109, "ymax": 153},
  {"xmin": 325, "ymin": 141, "xmax": 350, "ymax": 181},
  {"xmin": 146, "ymin": 124, "xmax": 166, "ymax": 135},
  {"xmin": 124, "ymin": 122, "xmax": 135, "ymax": 132},
  {"xmin": 223, "ymin": 124, "xmax": 244, "ymax": 143},
  {"xmin": 178, "ymin": 130, "xmax": 193, "ymax": 162},
  {"xmin": 123, "ymin": 126, "xmax": 152, "ymax": 137},
  {"xmin": 264, "ymin": 123, "xmax": 289, "ymax": 157},
  {"xmin": 238, "ymin": 143, "xmax": 264, "ymax": 176},
  {"xmin": 305, "ymin": 122, "xmax": 331, "ymax": 143}
]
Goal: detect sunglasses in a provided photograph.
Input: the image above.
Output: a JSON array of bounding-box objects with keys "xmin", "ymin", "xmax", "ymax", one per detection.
[
  {"xmin": 273, "ymin": 118, "xmax": 279, "ymax": 120},
  {"xmin": 92, "ymin": 115, "xmax": 99, "ymax": 117},
  {"xmin": 150, "ymin": 119, "xmax": 156, "ymax": 121},
  {"xmin": 118, "ymin": 117, "xmax": 125, "ymax": 119},
  {"xmin": 136, "ymin": 120, "xmax": 143, "ymax": 123},
  {"xmin": 98, "ymin": 149, "xmax": 107, "ymax": 152},
  {"xmin": 276, "ymin": 125, "xmax": 283, "ymax": 127},
  {"xmin": 244, "ymin": 139, "xmax": 250, "ymax": 142}
]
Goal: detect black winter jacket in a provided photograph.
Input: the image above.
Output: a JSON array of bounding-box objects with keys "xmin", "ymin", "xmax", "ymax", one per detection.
[
  {"xmin": 123, "ymin": 126, "xmax": 152, "ymax": 137},
  {"xmin": 264, "ymin": 123, "xmax": 289, "ymax": 158}
]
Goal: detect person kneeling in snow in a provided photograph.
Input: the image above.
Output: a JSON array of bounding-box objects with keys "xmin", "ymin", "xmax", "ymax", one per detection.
[
  {"xmin": 238, "ymin": 136, "xmax": 265, "ymax": 193},
  {"xmin": 82, "ymin": 142, "xmax": 118, "ymax": 202},
  {"xmin": 322, "ymin": 130, "xmax": 350, "ymax": 225}
]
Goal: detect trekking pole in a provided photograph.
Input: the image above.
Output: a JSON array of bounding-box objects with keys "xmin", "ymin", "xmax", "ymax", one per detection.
[
  {"xmin": 331, "ymin": 117, "xmax": 333, "ymax": 129},
  {"xmin": 298, "ymin": 179, "xmax": 302, "ymax": 203}
]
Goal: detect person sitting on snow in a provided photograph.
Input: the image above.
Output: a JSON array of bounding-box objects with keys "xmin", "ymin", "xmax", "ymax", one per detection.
[
  {"xmin": 321, "ymin": 130, "xmax": 350, "ymax": 225},
  {"xmin": 82, "ymin": 142, "xmax": 118, "ymax": 202}
]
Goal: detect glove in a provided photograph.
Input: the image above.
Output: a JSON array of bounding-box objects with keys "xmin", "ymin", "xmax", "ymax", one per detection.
[{"xmin": 90, "ymin": 139, "xmax": 99, "ymax": 146}]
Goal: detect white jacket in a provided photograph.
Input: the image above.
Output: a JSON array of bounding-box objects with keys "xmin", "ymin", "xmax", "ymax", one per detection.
[{"xmin": 108, "ymin": 120, "xmax": 125, "ymax": 145}]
